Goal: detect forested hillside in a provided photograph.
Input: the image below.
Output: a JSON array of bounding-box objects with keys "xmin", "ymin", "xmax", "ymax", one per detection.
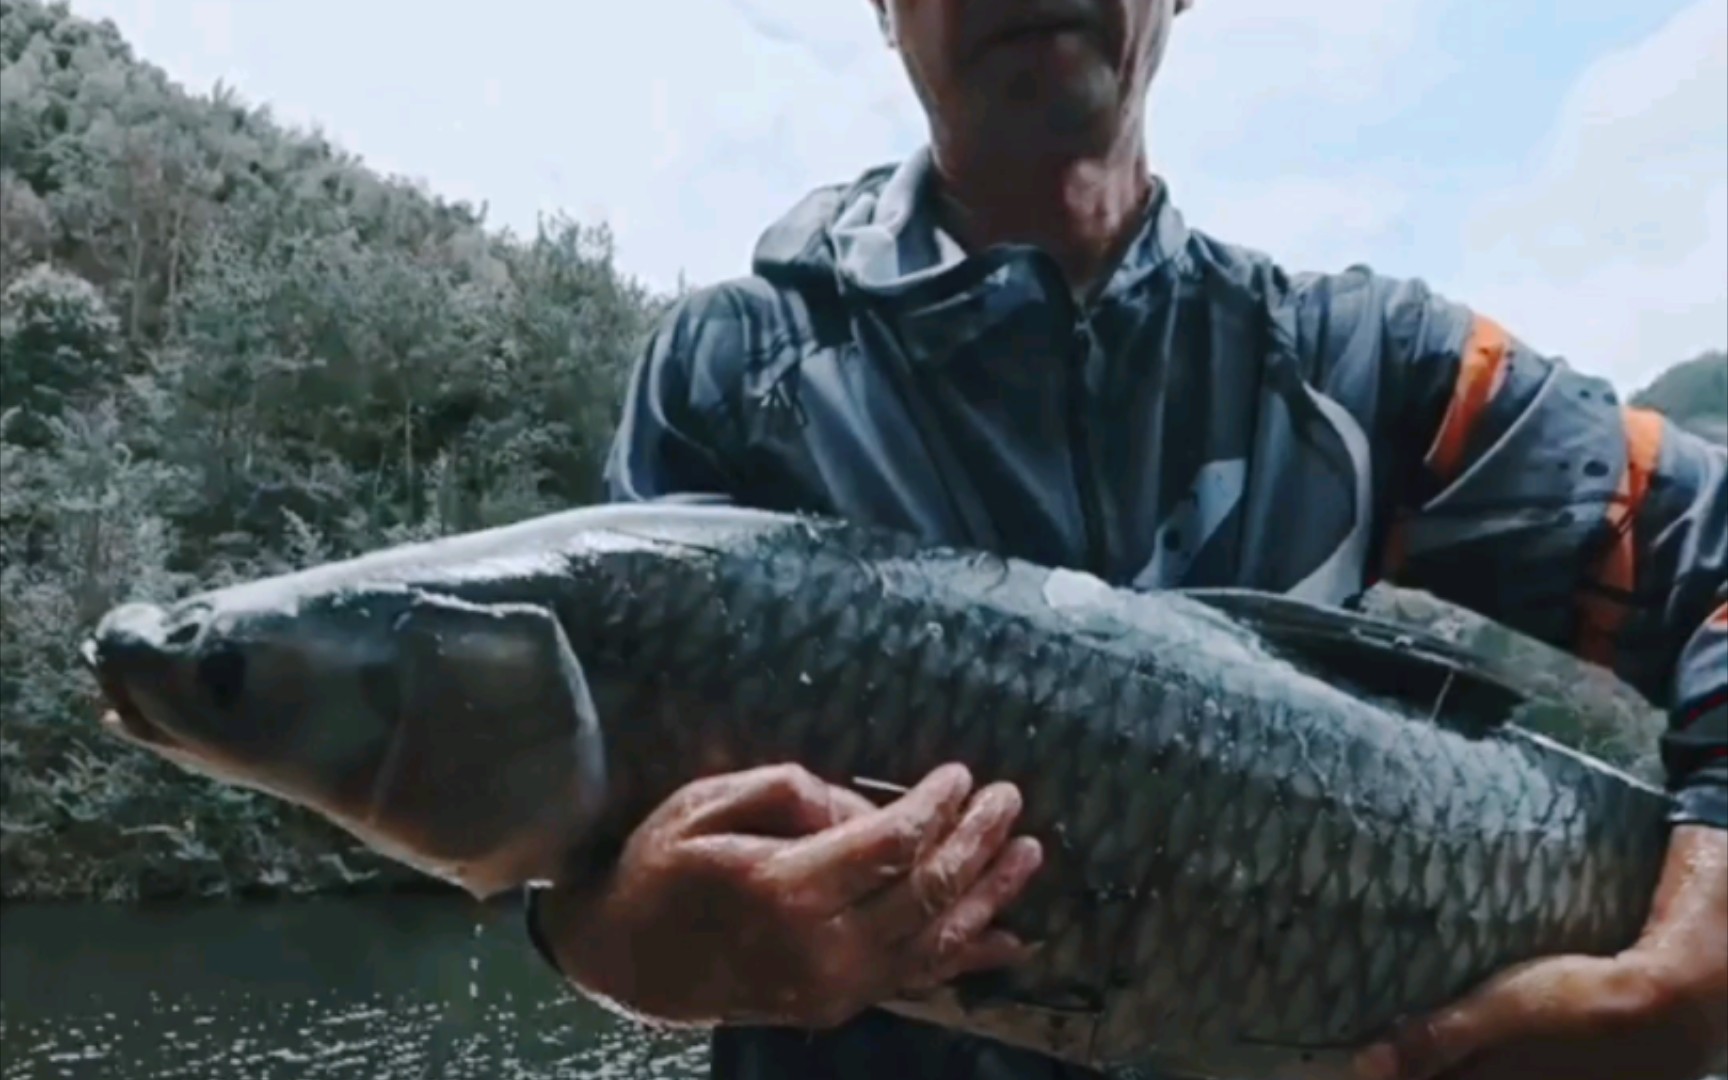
[
  {"xmin": 0, "ymin": 0, "xmax": 662, "ymax": 899},
  {"xmin": 1634, "ymin": 350, "xmax": 1728, "ymax": 444},
  {"xmin": 0, "ymin": 1, "xmax": 1722, "ymax": 903}
]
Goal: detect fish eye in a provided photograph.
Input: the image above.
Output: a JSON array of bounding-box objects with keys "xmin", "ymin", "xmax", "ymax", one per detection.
[
  {"xmin": 197, "ymin": 646, "xmax": 248, "ymax": 710},
  {"xmin": 164, "ymin": 603, "xmax": 212, "ymax": 647}
]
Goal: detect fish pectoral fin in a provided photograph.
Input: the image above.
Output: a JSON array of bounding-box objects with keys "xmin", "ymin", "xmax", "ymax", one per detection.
[
  {"xmin": 1182, "ymin": 587, "xmax": 1475, "ymax": 667},
  {"xmin": 394, "ymin": 592, "xmax": 606, "ymax": 795},
  {"xmin": 1180, "ymin": 587, "xmax": 1531, "ymax": 738},
  {"xmin": 376, "ymin": 593, "xmax": 607, "ymax": 896}
]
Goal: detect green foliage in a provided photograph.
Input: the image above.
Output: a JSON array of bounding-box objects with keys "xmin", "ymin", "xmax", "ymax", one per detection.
[
  {"xmin": 0, "ymin": 0, "xmax": 659, "ymax": 900},
  {"xmin": 0, "ymin": 262, "xmax": 121, "ymax": 444}
]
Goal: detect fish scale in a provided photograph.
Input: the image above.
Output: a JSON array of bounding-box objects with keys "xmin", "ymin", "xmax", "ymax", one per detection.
[{"xmin": 83, "ymin": 503, "xmax": 1676, "ymax": 1080}]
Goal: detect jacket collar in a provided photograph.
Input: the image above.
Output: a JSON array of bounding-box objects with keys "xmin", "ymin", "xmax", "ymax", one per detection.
[{"xmin": 755, "ymin": 147, "xmax": 1191, "ymax": 365}]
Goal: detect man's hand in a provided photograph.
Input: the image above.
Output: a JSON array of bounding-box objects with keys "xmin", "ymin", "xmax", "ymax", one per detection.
[
  {"xmin": 1354, "ymin": 824, "xmax": 1728, "ymax": 1080},
  {"xmin": 535, "ymin": 762, "xmax": 1043, "ymax": 1031}
]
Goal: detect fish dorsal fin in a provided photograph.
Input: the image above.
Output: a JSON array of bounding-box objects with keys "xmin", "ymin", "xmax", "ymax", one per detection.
[{"xmin": 1179, "ymin": 588, "xmax": 1531, "ymax": 739}]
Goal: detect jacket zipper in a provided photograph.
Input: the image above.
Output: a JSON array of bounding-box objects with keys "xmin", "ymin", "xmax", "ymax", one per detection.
[{"xmin": 1066, "ymin": 318, "xmax": 1110, "ymax": 578}]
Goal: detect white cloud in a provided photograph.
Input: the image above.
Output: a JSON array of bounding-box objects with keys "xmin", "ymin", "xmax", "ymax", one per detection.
[
  {"xmin": 1167, "ymin": 172, "xmax": 1416, "ymax": 277},
  {"xmin": 66, "ymin": 0, "xmax": 1438, "ymax": 289},
  {"xmin": 1452, "ymin": 0, "xmax": 1727, "ymax": 389},
  {"xmin": 1141, "ymin": 0, "xmax": 1449, "ymax": 286},
  {"xmin": 61, "ymin": 0, "xmax": 1726, "ymax": 392},
  {"xmin": 1153, "ymin": 0, "xmax": 1440, "ymax": 149},
  {"xmin": 634, "ymin": 0, "xmax": 1448, "ymax": 287}
]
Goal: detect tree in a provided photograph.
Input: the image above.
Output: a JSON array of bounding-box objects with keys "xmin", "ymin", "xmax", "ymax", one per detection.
[
  {"xmin": 0, "ymin": 0, "xmax": 658, "ymax": 900},
  {"xmin": 1633, "ymin": 350, "xmax": 1727, "ymax": 445},
  {"xmin": 0, "ymin": 262, "xmax": 121, "ymax": 445}
]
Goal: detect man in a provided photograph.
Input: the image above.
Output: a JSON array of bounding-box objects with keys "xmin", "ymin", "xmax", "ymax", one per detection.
[{"xmin": 529, "ymin": 1, "xmax": 1728, "ymax": 1077}]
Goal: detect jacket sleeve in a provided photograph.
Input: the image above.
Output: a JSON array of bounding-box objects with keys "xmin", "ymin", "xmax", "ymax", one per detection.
[
  {"xmin": 1343, "ymin": 277, "xmax": 1728, "ymax": 829},
  {"xmin": 602, "ymin": 288, "xmax": 757, "ymax": 505}
]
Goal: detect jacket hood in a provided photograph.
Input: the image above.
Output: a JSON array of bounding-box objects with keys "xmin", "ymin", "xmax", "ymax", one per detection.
[
  {"xmin": 748, "ymin": 172, "xmax": 860, "ymax": 288},
  {"xmin": 750, "ymin": 147, "xmax": 963, "ymax": 295}
]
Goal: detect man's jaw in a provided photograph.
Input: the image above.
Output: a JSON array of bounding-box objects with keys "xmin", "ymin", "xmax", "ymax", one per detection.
[{"xmin": 964, "ymin": 2, "xmax": 1105, "ymax": 65}]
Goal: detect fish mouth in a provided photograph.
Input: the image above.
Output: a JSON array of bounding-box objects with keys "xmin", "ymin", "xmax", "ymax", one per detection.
[{"xmin": 80, "ymin": 633, "xmax": 186, "ymax": 753}]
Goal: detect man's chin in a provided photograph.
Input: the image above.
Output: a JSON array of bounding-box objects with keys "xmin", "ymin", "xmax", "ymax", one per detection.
[{"xmin": 972, "ymin": 95, "xmax": 1121, "ymax": 159}]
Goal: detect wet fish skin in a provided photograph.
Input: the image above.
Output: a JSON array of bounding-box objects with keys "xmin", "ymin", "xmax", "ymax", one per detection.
[{"xmin": 83, "ymin": 503, "xmax": 1676, "ymax": 1079}]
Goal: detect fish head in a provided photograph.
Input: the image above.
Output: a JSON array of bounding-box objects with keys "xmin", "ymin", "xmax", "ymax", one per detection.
[
  {"xmin": 83, "ymin": 586, "xmax": 607, "ymax": 899},
  {"xmin": 83, "ymin": 594, "xmax": 390, "ymax": 796}
]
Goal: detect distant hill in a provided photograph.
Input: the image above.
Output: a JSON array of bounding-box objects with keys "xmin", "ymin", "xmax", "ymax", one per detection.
[
  {"xmin": 1, "ymin": 0, "xmax": 661, "ymax": 901},
  {"xmin": 1634, "ymin": 350, "xmax": 1728, "ymax": 444}
]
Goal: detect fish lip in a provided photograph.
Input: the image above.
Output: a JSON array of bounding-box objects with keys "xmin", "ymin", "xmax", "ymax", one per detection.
[
  {"xmin": 97, "ymin": 687, "xmax": 179, "ymax": 750},
  {"xmin": 98, "ymin": 705, "xmax": 167, "ymax": 748},
  {"xmin": 82, "ymin": 636, "xmax": 184, "ymax": 752}
]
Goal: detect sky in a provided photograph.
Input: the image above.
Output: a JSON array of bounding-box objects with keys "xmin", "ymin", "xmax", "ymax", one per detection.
[{"xmin": 66, "ymin": 0, "xmax": 1727, "ymax": 393}]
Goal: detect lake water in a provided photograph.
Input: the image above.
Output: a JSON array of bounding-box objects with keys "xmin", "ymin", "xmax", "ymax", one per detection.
[
  {"xmin": 11, "ymin": 898, "xmax": 1720, "ymax": 1080},
  {"xmin": 0, "ymin": 895, "xmax": 709, "ymax": 1079}
]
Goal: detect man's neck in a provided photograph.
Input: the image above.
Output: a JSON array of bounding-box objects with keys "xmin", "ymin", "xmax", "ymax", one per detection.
[{"xmin": 929, "ymin": 139, "xmax": 1154, "ymax": 297}]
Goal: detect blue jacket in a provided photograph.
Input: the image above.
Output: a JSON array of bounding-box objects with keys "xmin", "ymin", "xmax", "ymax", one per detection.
[{"xmin": 542, "ymin": 147, "xmax": 1728, "ymax": 1079}]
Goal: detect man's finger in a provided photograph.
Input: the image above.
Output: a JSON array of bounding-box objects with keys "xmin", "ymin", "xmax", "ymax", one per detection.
[
  {"xmin": 1352, "ymin": 956, "xmax": 1618, "ymax": 1080},
  {"xmin": 900, "ymin": 929, "xmax": 1036, "ymax": 998},
  {"xmin": 677, "ymin": 832, "xmax": 788, "ymax": 876},
  {"xmin": 899, "ymin": 836, "xmax": 1044, "ymax": 987},
  {"xmin": 852, "ymin": 781, "xmax": 1025, "ymax": 943},
  {"xmin": 672, "ymin": 763, "xmax": 853, "ymax": 839},
  {"xmin": 774, "ymin": 763, "xmax": 975, "ymax": 907},
  {"xmin": 823, "ymin": 784, "xmax": 883, "ymax": 824}
]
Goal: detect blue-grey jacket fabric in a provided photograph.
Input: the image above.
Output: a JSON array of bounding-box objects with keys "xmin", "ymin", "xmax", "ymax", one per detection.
[{"xmin": 532, "ymin": 147, "xmax": 1728, "ymax": 1079}]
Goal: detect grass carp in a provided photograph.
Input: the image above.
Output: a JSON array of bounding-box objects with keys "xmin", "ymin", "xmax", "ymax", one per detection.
[{"xmin": 81, "ymin": 503, "xmax": 1675, "ymax": 1079}]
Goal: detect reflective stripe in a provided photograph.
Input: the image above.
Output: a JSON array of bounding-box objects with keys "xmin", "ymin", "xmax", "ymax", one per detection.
[
  {"xmin": 1381, "ymin": 314, "xmax": 1513, "ymax": 584},
  {"xmin": 1575, "ymin": 407, "xmax": 1666, "ymax": 665},
  {"xmin": 1424, "ymin": 315, "xmax": 1511, "ymax": 484}
]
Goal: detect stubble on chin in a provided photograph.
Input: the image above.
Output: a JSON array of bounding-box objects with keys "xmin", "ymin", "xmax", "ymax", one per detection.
[{"xmin": 990, "ymin": 62, "xmax": 1123, "ymax": 153}]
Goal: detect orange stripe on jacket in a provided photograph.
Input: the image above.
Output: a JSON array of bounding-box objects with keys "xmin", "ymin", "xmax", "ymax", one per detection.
[
  {"xmin": 1576, "ymin": 408, "xmax": 1665, "ymax": 666},
  {"xmin": 1707, "ymin": 603, "xmax": 1727, "ymax": 632},
  {"xmin": 1377, "ymin": 517, "xmax": 1409, "ymax": 584},
  {"xmin": 1424, "ymin": 315, "xmax": 1511, "ymax": 486},
  {"xmin": 1379, "ymin": 316, "xmax": 1511, "ymax": 583}
]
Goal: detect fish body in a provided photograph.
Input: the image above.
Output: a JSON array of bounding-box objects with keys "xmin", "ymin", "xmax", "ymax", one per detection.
[{"xmin": 83, "ymin": 503, "xmax": 1674, "ymax": 1079}]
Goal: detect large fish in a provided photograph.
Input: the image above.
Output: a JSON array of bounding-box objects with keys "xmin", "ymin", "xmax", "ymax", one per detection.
[{"xmin": 82, "ymin": 503, "xmax": 1674, "ymax": 1080}]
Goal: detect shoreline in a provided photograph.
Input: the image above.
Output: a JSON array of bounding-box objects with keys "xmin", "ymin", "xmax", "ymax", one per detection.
[{"xmin": 0, "ymin": 874, "xmax": 466, "ymax": 907}]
